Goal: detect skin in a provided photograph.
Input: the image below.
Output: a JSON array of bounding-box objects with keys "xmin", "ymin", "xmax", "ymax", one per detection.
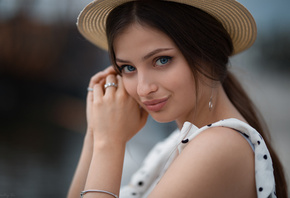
[
  {"xmin": 114, "ymin": 23, "xmax": 242, "ymax": 128},
  {"xmin": 68, "ymin": 23, "xmax": 257, "ymax": 198}
]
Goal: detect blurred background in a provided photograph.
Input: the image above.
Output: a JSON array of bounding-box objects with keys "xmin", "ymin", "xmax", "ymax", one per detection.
[{"xmin": 0, "ymin": 0, "xmax": 289, "ymax": 197}]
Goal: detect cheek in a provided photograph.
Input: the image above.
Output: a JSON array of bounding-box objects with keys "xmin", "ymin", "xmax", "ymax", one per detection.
[
  {"xmin": 169, "ymin": 65, "xmax": 195, "ymax": 91},
  {"xmin": 122, "ymin": 78, "xmax": 138, "ymax": 99},
  {"xmin": 173, "ymin": 68, "xmax": 197, "ymax": 101}
]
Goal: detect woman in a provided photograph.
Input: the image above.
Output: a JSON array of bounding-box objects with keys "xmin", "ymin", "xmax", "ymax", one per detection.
[{"xmin": 68, "ymin": 1, "xmax": 288, "ymax": 197}]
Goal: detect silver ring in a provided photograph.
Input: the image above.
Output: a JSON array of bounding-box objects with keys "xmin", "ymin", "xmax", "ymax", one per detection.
[
  {"xmin": 87, "ymin": 87, "xmax": 93, "ymax": 92},
  {"xmin": 104, "ymin": 82, "xmax": 118, "ymax": 89}
]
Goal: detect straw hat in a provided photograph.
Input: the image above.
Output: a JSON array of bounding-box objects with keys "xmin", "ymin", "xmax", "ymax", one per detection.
[{"xmin": 77, "ymin": 0, "xmax": 257, "ymax": 55}]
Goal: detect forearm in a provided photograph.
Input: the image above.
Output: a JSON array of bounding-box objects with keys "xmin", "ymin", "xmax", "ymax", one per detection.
[
  {"xmin": 83, "ymin": 141, "xmax": 126, "ymax": 198},
  {"xmin": 68, "ymin": 133, "xmax": 94, "ymax": 198},
  {"xmin": 75, "ymin": 68, "xmax": 147, "ymax": 197}
]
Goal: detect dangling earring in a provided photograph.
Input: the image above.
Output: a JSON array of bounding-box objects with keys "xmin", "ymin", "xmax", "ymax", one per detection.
[
  {"xmin": 208, "ymin": 88, "xmax": 214, "ymax": 111},
  {"xmin": 209, "ymin": 96, "xmax": 213, "ymax": 111}
]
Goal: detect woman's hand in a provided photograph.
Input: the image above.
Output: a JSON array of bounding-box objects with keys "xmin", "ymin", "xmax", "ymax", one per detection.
[
  {"xmin": 87, "ymin": 66, "xmax": 148, "ymax": 146},
  {"xmin": 86, "ymin": 66, "xmax": 114, "ymax": 133}
]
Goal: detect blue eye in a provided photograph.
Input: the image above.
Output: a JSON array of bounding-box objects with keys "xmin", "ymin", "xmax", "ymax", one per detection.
[
  {"xmin": 156, "ymin": 56, "xmax": 172, "ymax": 66},
  {"xmin": 121, "ymin": 65, "xmax": 136, "ymax": 73}
]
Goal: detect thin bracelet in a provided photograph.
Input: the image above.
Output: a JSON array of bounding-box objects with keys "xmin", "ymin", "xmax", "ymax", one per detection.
[{"xmin": 80, "ymin": 190, "xmax": 118, "ymax": 198}]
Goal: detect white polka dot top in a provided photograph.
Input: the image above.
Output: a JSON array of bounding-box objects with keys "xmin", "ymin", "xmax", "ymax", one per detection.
[{"xmin": 120, "ymin": 118, "xmax": 276, "ymax": 198}]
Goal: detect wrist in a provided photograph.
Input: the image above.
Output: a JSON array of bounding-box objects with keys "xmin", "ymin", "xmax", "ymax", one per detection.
[
  {"xmin": 93, "ymin": 137, "xmax": 126, "ymax": 152},
  {"xmin": 85, "ymin": 127, "xmax": 94, "ymax": 138},
  {"xmin": 82, "ymin": 130, "xmax": 94, "ymax": 149}
]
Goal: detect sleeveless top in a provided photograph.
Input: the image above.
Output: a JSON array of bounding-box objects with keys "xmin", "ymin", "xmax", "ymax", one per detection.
[{"xmin": 120, "ymin": 118, "xmax": 276, "ymax": 198}]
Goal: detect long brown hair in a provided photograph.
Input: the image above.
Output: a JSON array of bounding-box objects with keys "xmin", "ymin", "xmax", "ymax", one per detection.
[{"xmin": 106, "ymin": 1, "xmax": 288, "ymax": 197}]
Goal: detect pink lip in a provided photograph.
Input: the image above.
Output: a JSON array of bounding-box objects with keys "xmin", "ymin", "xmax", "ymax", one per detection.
[{"xmin": 142, "ymin": 97, "xmax": 169, "ymax": 112}]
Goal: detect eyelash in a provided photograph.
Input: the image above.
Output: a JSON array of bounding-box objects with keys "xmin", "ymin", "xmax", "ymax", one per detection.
[
  {"xmin": 154, "ymin": 56, "xmax": 172, "ymax": 67},
  {"xmin": 118, "ymin": 56, "xmax": 173, "ymax": 73},
  {"xmin": 119, "ymin": 65, "xmax": 136, "ymax": 74}
]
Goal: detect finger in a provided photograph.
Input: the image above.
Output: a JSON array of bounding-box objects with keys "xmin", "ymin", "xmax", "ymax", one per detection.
[
  {"xmin": 99, "ymin": 78, "xmax": 106, "ymax": 88},
  {"xmin": 89, "ymin": 71, "xmax": 107, "ymax": 89},
  {"xmin": 87, "ymin": 87, "xmax": 94, "ymax": 101},
  {"xmin": 93, "ymin": 83, "xmax": 104, "ymax": 103},
  {"xmin": 89, "ymin": 78, "xmax": 106, "ymax": 100},
  {"xmin": 88, "ymin": 66, "xmax": 115, "ymax": 89},
  {"xmin": 104, "ymin": 74, "xmax": 118, "ymax": 96},
  {"xmin": 88, "ymin": 75, "xmax": 103, "ymax": 100},
  {"xmin": 104, "ymin": 65, "xmax": 117, "ymax": 75},
  {"xmin": 116, "ymin": 75, "xmax": 125, "ymax": 95},
  {"xmin": 87, "ymin": 89, "xmax": 94, "ymax": 103}
]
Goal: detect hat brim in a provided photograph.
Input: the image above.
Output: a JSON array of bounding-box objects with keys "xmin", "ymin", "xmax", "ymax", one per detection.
[{"xmin": 77, "ymin": 0, "xmax": 257, "ymax": 55}]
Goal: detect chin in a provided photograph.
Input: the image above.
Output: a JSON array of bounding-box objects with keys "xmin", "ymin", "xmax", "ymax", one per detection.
[{"xmin": 150, "ymin": 113, "xmax": 176, "ymax": 123}]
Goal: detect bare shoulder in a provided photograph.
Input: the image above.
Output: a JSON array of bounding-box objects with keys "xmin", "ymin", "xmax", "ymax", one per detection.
[
  {"xmin": 149, "ymin": 127, "xmax": 256, "ymax": 198},
  {"xmin": 190, "ymin": 126, "xmax": 253, "ymax": 156}
]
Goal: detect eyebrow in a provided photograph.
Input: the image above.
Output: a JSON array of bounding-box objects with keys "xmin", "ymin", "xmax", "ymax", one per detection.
[{"xmin": 116, "ymin": 48, "xmax": 174, "ymax": 63}]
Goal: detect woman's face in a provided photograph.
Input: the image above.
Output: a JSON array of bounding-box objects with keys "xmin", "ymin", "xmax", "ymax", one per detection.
[{"xmin": 114, "ymin": 23, "xmax": 200, "ymax": 125}]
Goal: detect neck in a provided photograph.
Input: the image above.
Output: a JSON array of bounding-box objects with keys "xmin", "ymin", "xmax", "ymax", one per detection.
[{"xmin": 176, "ymin": 85, "xmax": 246, "ymax": 129}]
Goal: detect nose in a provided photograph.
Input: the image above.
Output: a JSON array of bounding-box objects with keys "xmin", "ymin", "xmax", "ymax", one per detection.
[{"xmin": 137, "ymin": 72, "xmax": 158, "ymax": 97}]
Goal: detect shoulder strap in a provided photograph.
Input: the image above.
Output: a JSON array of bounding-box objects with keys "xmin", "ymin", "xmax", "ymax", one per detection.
[{"xmin": 178, "ymin": 118, "xmax": 276, "ymax": 198}]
